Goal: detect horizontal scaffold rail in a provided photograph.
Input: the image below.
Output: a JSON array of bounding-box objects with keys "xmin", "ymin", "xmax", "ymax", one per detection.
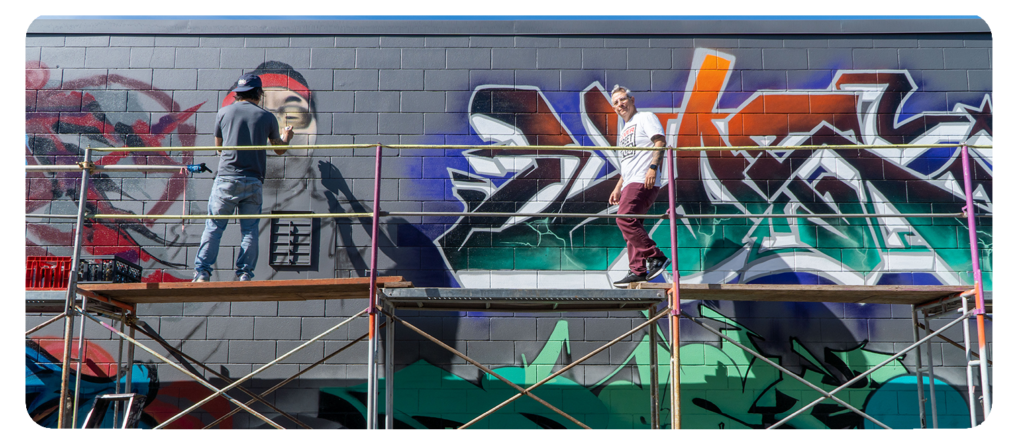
[
  {"xmin": 25, "ymin": 211, "xmax": 985, "ymax": 221},
  {"xmin": 385, "ymin": 211, "xmax": 983, "ymax": 219},
  {"xmin": 25, "ymin": 164, "xmax": 192, "ymax": 173},
  {"xmin": 92, "ymin": 212, "xmax": 372, "ymax": 220},
  {"xmin": 80, "ymin": 142, "xmax": 993, "ymax": 153}
]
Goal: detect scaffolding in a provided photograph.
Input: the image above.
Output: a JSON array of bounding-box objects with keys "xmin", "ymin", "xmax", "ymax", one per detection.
[{"xmin": 25, "ymin": 141, "xmax": 992, "ymax": 429}]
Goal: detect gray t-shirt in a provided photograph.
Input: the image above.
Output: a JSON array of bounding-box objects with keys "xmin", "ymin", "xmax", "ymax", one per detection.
[{"xmin": 214, "ymin": 101, "xmax": 280, "ymax": 182}]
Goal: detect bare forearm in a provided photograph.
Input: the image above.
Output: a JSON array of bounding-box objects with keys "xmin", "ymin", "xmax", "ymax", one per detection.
[
  {"xmin": 650, "ymin": 137, "xmax": 666, "ymax": 168},
  {"xmin": 269, "ymin": 138, "xmax": 288, "ymax": 155}
]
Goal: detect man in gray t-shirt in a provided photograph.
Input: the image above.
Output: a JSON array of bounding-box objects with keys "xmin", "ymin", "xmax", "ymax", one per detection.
[
  {"xmin": 193, "ymin": 73, "xmax": 294, "ymax": 282},
  {"xmin": 213, "ymin": 101, "xmax": 280, "ymax": 182}
]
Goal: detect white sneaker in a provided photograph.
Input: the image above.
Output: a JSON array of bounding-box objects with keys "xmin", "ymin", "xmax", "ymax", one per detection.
[
  {"xmin": 238, "ymin": 273, "xmax": 253, "ymax": 282},
  {"xmin": 192, "ymin": 271, "xmax": 210, "ymax": 282}
]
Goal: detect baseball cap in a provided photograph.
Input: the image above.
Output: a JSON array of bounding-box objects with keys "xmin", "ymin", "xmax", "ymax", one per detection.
[{"xmin": 233, "ymin": 73, "xmax": 262, "ymax": 92}]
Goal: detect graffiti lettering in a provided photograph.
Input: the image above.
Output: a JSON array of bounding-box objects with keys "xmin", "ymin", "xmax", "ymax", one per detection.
[{"xmin": 437, "ymin": 49, "xmax": 992, "ymax": 290}]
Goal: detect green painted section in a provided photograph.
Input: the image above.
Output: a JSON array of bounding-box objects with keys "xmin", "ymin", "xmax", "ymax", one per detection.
[
  {"xmin": 442, "ymin": 194, "xmax": 991, "ymax": 289},
  {"xmin": 321, "ymin": 306, "xmax": 968, "ymax": 429}
]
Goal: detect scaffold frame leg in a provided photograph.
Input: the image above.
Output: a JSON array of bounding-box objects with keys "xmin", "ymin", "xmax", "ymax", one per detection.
[
  {"xmin": 670, "ymin": 313, "xmax": 680, "ymax": 429},
  {"xmin": 71, "ymin": 297, "xmax": 89, "ymax": 428},
  {"xmin": 961, "ymin": 296, "xmax": 978, "ymax": 427},
  {"xmin": 912, "ymin": 309, "xmax": 926, "ymax": 428},
  {"xmin": 961, "ymin": 144, "xmax": 992, "ymax": 420},
  {"xmin": 57, "ymin": 147, "xmax": 93, "ymax": 429},
  {"xmin": 114, "ymin": 312, "xmax": 126, "ymax": 429},
  {"xmin": 366, "ymin": 308, "xmax": 379, "ymax": 429},
  {"xmin": 384, "ymin": 306, "xmax": 395, "ymax": 430},
  {"xmin": 647, "ymin": 304, "xmax": 660, "ymax": 429},
  {"xmin": 365, "ymin": 142, "xmax": 384, "ymax": 430},
  {"xmin": 976, "ymin": 311, "xmax": 991, "ymax": 418},
  {"xmin": 924, "ymin": 315, "xmax": 939, "ymax": 428},
  {"xmin": 125, "ymin": 319, "xmax": 136, "ymax": 427}
]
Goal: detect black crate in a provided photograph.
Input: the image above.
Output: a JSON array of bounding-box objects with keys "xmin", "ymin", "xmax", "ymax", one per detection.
[{"xmin": 78, "ymin": 256, "xmax": 142, "ymax": 284}]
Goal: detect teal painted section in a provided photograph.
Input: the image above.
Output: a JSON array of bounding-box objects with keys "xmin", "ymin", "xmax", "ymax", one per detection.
[{"xmin": 320, "ymin": 308, "xmax": 970, "ymax": 429}]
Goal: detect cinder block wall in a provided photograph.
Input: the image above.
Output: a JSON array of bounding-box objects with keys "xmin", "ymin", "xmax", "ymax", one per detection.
[{"xmin": 25, "ymin": 18, "xmax": 992, "ymax": 429}]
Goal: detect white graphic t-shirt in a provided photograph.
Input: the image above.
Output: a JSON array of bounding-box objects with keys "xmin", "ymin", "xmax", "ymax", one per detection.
[{"xmin": 618, "ymin": 111, "xmax": 665, "ymax": 186}]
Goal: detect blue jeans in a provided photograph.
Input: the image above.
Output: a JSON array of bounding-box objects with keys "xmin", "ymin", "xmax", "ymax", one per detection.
[{"xmin": 194, "ymin": 176, "xmax": 263, "ymax": 278}]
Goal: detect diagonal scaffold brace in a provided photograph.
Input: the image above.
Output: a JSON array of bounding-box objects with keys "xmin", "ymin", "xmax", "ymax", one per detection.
[{"xmin": 75, "ymin": 307, "xmax": 285, "ymax": 428}]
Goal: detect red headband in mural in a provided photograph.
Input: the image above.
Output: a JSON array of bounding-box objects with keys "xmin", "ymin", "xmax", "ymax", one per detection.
[{"xmin": 221, "ymin": 73, "xmax": 311, "ymax": 107}]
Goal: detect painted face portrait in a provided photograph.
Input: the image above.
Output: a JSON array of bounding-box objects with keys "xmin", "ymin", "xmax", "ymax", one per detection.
[
  {"xmin": 262, "ymin": 85, "xmax": 316, "ymax": 138},
  {"xmin": 218, "ymin": 61, "xmax": 320, "ymax": 215},
  {"xmin": 220, "ymin": 66, "xmax": 317, "ymax": 145}
]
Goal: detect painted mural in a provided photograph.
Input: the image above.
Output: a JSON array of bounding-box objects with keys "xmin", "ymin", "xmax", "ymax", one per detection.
[
  {"xmin": 26, "ymin": 44, "xmax": 990, "ymax": 429},
  {"xmin": 26, "ymin": 335, "xmax": 243, "ymax": 428},
  {"xmin": 321, "ymin": 308, "xmax": 970, "ymax": 429},
  {"xmin": 436, "ymin": 49, "xmax": 992, "ymax": 291},
  {"xmin": 26, "ymin": 60, "xmax": 201, "ymax": 282},
  {"xmin": 28, "ymin": 310, "xmax": 971, "ymax": 429},
  {"xmin": 25, "ymin": 60, "xmax": 322, "ymax": 281},
  {"xmin": 25, "ymin": 50, "xmax": 994, "ymax": 287}
]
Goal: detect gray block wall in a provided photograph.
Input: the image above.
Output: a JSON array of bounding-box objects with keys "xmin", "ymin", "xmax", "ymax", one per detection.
[{"xmin": 25, "ymin": 17, "xmax": 992, "ymax": 429}]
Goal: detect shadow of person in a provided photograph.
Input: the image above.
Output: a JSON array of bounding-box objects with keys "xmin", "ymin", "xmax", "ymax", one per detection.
[
  {"xmin": 317, "ymin": 160, "xmax": 454, "ymax": 288},
  {"xmin": 317, "ymin": 160, "xmax": 464, "ymax": 370}
]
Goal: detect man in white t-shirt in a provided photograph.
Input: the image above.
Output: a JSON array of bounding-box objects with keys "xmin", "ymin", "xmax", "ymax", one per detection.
[{"xmin": 607, "ymin": 86, "xmax": 670, "ymax": 287}]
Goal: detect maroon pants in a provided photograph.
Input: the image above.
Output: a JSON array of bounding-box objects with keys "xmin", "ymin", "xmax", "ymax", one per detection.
[{"xmin": 616, "ymin": 182, "xmax": 665, "ymax": 276}]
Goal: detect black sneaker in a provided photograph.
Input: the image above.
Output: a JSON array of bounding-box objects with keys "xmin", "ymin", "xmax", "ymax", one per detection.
[
  {"xmin": 645, "ymin": 256, "xmax": 670, "ymax": 280},
  {"xmin": 613, "ymin": 272, "xmax": 648, "ymax": 288}
]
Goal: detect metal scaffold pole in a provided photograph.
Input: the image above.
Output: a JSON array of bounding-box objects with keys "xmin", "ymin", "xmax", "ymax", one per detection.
[
  {"xmin": 71, "ymin": 297, "xmax": 89, "ymax": 428},
  {"xmin": 665, "ymin": 146, "xmax": 682, "ymax": 429},
  {"xmin": 366, "ymin": 143, "xmax": 384, "ymax": 429},
  {"xmin": 647, "ymin": 304, "xmax": 660, "ymax": 429},
  {"xmin": 960, "ymin": 144, "xmax": 991, "ymax": 419},
  {"xmin": 56, "ymin": 147, "xmax": 93, "ymax": 429}
]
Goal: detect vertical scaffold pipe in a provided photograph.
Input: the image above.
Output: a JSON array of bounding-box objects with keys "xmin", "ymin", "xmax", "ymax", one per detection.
[
  {"xmin": 113, "ymin": 313, "xmax": 126, "ymax": 428},
  {"xmin": 665, "ymin": 145, "xmax": 681, "ymax": 429},
  {"xmin": 366, "ymin": 143, "xmax": 384, "ymax": 429},
  {"xmin": 961, "ymin": 296, "xmax": 978, "ymax": 427},
  {"xmin": 71, "ymin": 297, "xmax": 90, "ymax": 428},
  {"xmin": 960, "ymin": 144, "xmax": 991, "ymax": 418},
  {"xmin": 912, "ymin": 309, "xmax": 927, "ymax": 428},
  {"xmin": 57, "ymin": 147, "xmax": 93, "ymax": 429}
]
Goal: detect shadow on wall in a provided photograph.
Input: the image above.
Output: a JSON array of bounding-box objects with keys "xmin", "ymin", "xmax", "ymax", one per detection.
[
  {"xmin": 317, "ymin": 160, "xmax": 454, "ymax": 288},
  {"xmin": 317, "ymin": 159, "xmax": 462, "ymax": 370}
]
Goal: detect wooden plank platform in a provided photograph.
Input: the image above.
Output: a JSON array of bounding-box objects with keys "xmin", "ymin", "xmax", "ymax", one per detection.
[
  {"xmin": 636, "ymin": 282, "xmax": 973, "ymax": 305},
  {"xmin": 76, "ymin": 277, "xmax": 410, "ymax": 305},
  {"xmin": 382, "ymin": 288, "xmax": 665, "ymax": 312}
]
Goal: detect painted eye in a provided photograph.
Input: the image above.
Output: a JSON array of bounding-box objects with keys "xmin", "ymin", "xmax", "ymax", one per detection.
[{"xmin": 275, "ymin": 106, "xmax": 312, "ymax": 129}]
